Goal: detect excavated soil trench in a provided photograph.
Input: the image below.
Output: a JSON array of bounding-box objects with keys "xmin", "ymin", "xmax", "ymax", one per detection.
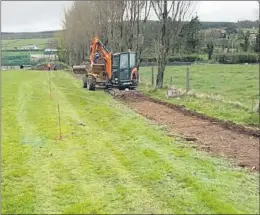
[{"xmin": 114, "ymin": 91, "xmax": 260, "ymax": 172}]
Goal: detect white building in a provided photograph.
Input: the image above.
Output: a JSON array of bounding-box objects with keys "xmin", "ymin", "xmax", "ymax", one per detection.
[{"xmin": 21, "ymin": 45, "xmax": 39, "ymax": 50}]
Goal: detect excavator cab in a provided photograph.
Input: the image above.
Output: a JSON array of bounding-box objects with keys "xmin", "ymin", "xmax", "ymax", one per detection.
[{"xmin": 110, "ymin": 52, "xmax": 137, "ymax": 90}]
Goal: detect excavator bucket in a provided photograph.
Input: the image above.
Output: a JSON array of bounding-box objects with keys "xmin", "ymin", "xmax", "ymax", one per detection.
[
  {"xmin": 87, "ymin": 64, "xmax": 106, "ymax": 83},
  {"xmin": 72, "ymin": 65, "xmax": 87, "ymax": 74},
  {"xmin": 81, "ymin": 63, "xmax": 107, "ymax": 90},
  {"xmin": 88, "ymin": 64, "xmax": 105, "ymax": 78}
]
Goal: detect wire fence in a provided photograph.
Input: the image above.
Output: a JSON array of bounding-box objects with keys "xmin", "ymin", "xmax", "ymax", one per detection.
[{"xmin": 139, "ymin": 63, "xmax": 259, "ymax": 113}]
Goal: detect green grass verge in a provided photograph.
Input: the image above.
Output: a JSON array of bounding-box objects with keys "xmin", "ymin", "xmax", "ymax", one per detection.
[
  {"xmin": 139, "ymin": 64, "xmax": 259, "ymax": 126},
  {"xmin": 2, "ymin": 70, "xmax": 259, "ymax": 214}
]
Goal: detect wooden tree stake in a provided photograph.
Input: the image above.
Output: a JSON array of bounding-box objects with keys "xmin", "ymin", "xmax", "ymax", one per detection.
[
  {"xmin": 58, "ymin": 102, "xmax": 62, "ymax": 140},
  {"xmin": 48, "ymin": 70, "xmax": 52, "ymax": 98},
  {"xmin": 186, "ymin": 66, "xmax": 190, "ymax": 95}
]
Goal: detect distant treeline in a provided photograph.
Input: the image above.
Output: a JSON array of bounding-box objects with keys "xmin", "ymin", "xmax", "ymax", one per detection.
[
  {"xmin": 2, "ymin": 20, "xmax": 259, "ymax": 40},
  {"xmin": 199, "ymin": 20, "xmax": 259, "ymax": 29}
]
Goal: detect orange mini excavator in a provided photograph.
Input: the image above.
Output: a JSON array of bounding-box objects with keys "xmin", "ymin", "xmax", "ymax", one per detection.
[{"xmin": 82, "ymin": 36, "xmax": 138, "ymax": 91}]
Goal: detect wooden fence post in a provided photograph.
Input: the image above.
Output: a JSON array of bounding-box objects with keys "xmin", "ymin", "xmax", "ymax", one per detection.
[{"xmin": 151, "ymin": 66, "xmax": 154, "ymax": 86}]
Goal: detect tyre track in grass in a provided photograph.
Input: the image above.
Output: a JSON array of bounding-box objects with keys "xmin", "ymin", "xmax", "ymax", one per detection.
[
  {"xmin": 17, "ymin": 81, "xmax": 45, "ymax": 147},
  {"xmin": 16, "ymin": 76, "xmax": 62, "ymax": 214},
  {"xmin": 2, "ymin": 75, "xmax": 37, "ymax": 214},
  {"xmin": 6, "ymin": 71, "xmax": 166, "ymax": 213},
  {"xmin": 98, "ymin": 104, "xmax": 257, "ymax": 214},
  {"xmin": 54, "ymin": 73, "xmax": 257, "ymax": 214},
  {"xmin": 14, "ymin": 71, "xmax": 88, "ymax": 213},
  {"xmin": 19, "ymin": 72, "xmax": 98, "ymax": 213},
  {"xmin": 50, "ymin": 73, "xmax": 171, "ymax": 213},
  {"xmin": 58, "ymin": 134, "xmax": 169, "ymax": 214},
  {"xmin": 53, "ymin": 72, "xmax": 216, "ymax": 213},
  {"xmin": 69, "ymin": 71, "xmax": 258, "ymax": 213}
]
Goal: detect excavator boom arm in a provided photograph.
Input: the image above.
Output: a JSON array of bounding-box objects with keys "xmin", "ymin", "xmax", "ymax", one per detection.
[{"xmin": 89, "ymin": 37, "xmax": 112, "ymax": 79}]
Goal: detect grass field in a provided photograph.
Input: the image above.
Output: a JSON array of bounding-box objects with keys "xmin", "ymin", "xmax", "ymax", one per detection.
[
  {"xmin": 2, "ymin": 50, "xmax": 44, "ymax": 56},
  {"xmin": 2, "ymin": 38, "xmax": 53, "ymax": 50},
  {"xmin": 139, "ymin": 64, "xmax": 259, "ymax": 126},
  {"xmin": 2, "ymin": 70, "xmax": 259, "ymax": 214}
]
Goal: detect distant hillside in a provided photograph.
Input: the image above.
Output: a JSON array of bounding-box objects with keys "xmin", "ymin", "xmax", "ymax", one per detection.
[
  {"xmin": 2, "ymin": 30, "xmax": 63, "ymax": 40},
  {"xmin": 2, "ymin": 20, "xmax": 258, "ymax": 40},
  {"xmin": 2, "ymin": 38, "xmax": 55, "ymax": 50}
]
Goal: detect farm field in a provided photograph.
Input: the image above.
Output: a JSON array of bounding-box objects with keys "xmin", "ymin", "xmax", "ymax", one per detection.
[
  {"xmin": 139, "ymin": 64, "xmax": 259, "ymax": 126},
  {"xmin": 2, "ymin": 50, "xmax": 43, "ymax": 56},
  {"xmin": 2, "ymin": 70, "xmax": 259, "ymax": 214},
  {"xmin": 2, "ymin": 38, "xmax": 53, "ymax": 50}
]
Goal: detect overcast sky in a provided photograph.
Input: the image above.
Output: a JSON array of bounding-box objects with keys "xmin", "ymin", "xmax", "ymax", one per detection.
[{"xmin": 1, "ymin": 1, "xmax": 259, "ymax": 32}]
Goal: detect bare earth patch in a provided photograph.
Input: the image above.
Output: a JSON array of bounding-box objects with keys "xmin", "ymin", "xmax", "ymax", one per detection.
[{"xmin": 114, "ymin": 91, "xmax": 259, "ymax": 172}]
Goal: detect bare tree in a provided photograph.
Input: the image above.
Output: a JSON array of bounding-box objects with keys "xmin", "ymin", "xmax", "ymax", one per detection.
[
  {"xmin": 124, "ymin": 1, "xmax": 138, "ymax": 50},
  {"xmin": 107, "ymin": 0, "xmax": 127, "ymax": 52},
  {"xmin": 151, "ymin": 0, "xmax": 195, "ymax": 88},
  {"xmin": 124, "ymin": 0, "xmax": 151, "ymax": 71},
  {"xmin": 116, "ymin": 0, "xmax": 127, "ymax": 52},
  {"xmin": 256, "ymin": 1, "xmax": 260, "ymax": 22},
  {"xmin": 61, "ymin": 0, "xmax": 150, "ymax": 68},
  {"xmin": 62, "ymin": 1, "xmax": 111, "ymax": 65},
  {"xmin": 62, "ymin": 2, "xmax": 94, "ymax": 65},
  {"xmin": 136, "ymin": 0, "xmax": 152, "ymax": 71}
]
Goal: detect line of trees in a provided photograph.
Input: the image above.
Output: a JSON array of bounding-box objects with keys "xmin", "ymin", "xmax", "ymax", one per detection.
[
  {"xmin": 58, "ymin": 0, "xmax": 196, "ymax": 88},
  {"xmin": 58, "ymin": 0, "xmax": 259, "ymax": 88},
  {"xmin": 58, "ymin": 1, "xmax": 152, "ymax": 68}
]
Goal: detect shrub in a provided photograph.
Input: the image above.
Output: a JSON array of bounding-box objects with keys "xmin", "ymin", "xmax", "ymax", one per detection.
[
  {"xmin": 140, "ymin": 55, "xmax": 203, "ymax": 63},
  {"xmin": 214, "ymin": 53, "xmax": 259, "ymax": 64},
  {"xmin": 140, "ymin": 57, "xmax": 156, "ymax": 63},
  {"xmin": 168, "ymin": 55, "xmax": 203, "ymax": 62}
]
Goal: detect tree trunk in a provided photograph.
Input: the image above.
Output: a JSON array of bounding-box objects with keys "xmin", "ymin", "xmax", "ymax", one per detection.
[
  {"xmin": 156, "ymin": 0, "xmax": 167, "ymax": 89},
  {"xmin": 136, "ymin": 0, "xmax": 140, "ymax": 70},
  {"xmin": 156, "ymin": 58, "xmax": 166, "ymax": 88}
]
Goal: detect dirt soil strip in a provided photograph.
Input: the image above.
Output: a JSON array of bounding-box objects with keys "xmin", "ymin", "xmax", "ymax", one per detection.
[{"xmin": 114, "ymin": 91, "xmax": 259, "ymax": 172}]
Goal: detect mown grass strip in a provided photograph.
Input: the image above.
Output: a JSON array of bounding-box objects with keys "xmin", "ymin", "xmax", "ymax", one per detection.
[{"xmin": 1, "ymin": 70, "xmax": 259, "ymax": 214}]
